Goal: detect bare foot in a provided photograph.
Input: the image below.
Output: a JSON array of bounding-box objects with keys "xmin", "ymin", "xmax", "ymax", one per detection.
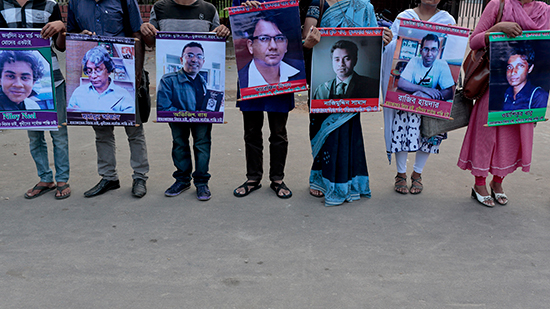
[
  {"xmin": 410, "ymin": 171, "xmax": 423, "ymax": 194},
  {"xmin": 394, "ymin": 173, "xmax": 408, "ymax": 194},
  {"xmin": 234, "ymin": 181, "xmax": 259, "ymax": 195},
  {"xmin": 489, "ymin": 181, "xmax": 507, "ymax": 205},
  {"xmin": 474, "ymin": 184, "xmax": 495, "ymax": 207},
  {"xmin": 272, "ymin": 180, "xmax": 290, "ymax": 197},
  {"xmin": 55, "ymin": 182, "xmax": 71, "ymax": 198},
  {"xmin": 310, "ymin": 188, "xmax": 324, "ymax": 197},
  {"xmin": 26, "ymin": 182, "xmax": 55, "ymax": 197}
]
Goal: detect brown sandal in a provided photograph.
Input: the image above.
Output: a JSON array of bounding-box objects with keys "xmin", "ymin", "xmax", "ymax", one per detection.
[
  {"xmin": 410, "ymin": 175, "xmax": 423, "ymax": 195},
  {"xmin": 394, "ymin": 174, "xmax": 409, "ymax": 194}
]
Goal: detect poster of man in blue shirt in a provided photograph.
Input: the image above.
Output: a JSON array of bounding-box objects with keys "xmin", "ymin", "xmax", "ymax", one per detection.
[
  {"xmin": 68, "ymin": 46, "xmax": 134, "ymax": 113},
  {"xmin": 500, "ymin": 44, "xmax": 549, "ymax": 111},
  {"xmin": 157, "ymin": 42, "xmax": 217, "ymax": 112}
]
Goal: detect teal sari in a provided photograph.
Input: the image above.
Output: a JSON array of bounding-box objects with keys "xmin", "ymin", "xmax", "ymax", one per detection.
[{"xmin": 309, "ymin": 0, "xmax": 377, "ymax": 206}]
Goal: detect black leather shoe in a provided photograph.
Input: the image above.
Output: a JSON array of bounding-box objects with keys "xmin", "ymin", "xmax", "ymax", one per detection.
[
  {"xmin": 132, "ymin": 179, "xmax": 147, "ymax": 198},
  {"xmin": 84, "ymin": 179, "xmax": 120, "ymax": 198}
]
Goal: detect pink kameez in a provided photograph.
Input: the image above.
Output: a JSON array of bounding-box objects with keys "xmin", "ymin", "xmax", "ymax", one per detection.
[{"xmin": 457, "ymin": 0, "xmax": 550, "ymax": 177}]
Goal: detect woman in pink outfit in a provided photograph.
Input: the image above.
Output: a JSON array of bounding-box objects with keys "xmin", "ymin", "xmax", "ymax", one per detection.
[{"xmin": 458, "ymin": 0, "xmax": 550, "ymax": 207}]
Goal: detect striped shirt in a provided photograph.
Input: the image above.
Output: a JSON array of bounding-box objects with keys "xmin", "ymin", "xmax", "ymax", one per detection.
[
  {"xmin": 0, "ymin": 0, "xmax": 63, "ymax": 84},
  {"xmin": 149, "ymin": 0, "xmax": 220, "ymax": 33}
]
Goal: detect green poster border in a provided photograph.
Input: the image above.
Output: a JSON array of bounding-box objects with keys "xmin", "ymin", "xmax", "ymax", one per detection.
[
  {"xmin": 489, "ymin": 31, "xmax": 550, "ymax": 42},
  {"xmin": 487, "ymin": 108, "xmax": 547, "ymax": 126}
]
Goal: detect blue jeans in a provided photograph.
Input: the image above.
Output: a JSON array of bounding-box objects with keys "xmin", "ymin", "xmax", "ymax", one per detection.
[
  {"xmin": 169, "ymin": 122, "xmax": 212, "ymax": 186},
  {"xmin": 27, "ymin": 82, "xmax": 70, "ymax": 183}
]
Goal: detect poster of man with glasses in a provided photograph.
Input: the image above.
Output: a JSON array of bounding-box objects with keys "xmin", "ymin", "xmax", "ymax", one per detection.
[
  {"xmin": 65, "ymin": 34, "xmax": 136, "ymax": 126},
  {"xmin": 228, "ymin": 0, "xmax": 306, "ymax": 100},
  {"xmin": 155, "ymin": 32, "xmax": 226, "ymax": 123},
  {"xmin": 384, "ymin": 18, "xmax": 469, "ymax": 119}
]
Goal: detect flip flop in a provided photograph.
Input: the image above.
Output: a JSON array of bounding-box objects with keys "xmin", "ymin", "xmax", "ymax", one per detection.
[
  {"xmin": 233, "ymin": 181, "xmax": 261, "ymax": 197},
  {"xmin": 270, "ymin": 181, "xmax": 292, "ymax": 199},
  {"xmin": 55, "ymin": 184, "xmax": 71, "ymax": 200},
  {"xmin": 24, "ymin": 184, "xmax": 57, "ymax": 199}
]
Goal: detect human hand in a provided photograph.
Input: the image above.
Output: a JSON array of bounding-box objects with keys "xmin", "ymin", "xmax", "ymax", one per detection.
[
  {"xmin": 382, "ymin": 27, "xmax": 393, "ymax": 46},
  {"xmin": 140, "ymin": 22, "xmax": 158, "ymax": 37},
  {"xmin": 81, "ymin": 30, "xmax": 95, "ymax": 36},
  {"xmin": 303, "ymin": 26, "xmax": 320, "ymax": 49},
  {"xmin": 213, "ymin": 25, "xmax": 231, "ymax": 38},
  {"xmin": 41, "ymin": 21, "xmax": 65, "ymax": 39},
  {"xmin": 496, "ymin": 22, "xmax": 522, "ymax": 38},
  {"xmin": 241, "ymin": 1, "xmax": 261, "ymax": 8}
]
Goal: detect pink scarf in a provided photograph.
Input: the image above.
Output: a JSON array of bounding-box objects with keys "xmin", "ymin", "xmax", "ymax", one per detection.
[{"xmin": 503, "ymin": 0, "xmax": 550, "ymax": 30}]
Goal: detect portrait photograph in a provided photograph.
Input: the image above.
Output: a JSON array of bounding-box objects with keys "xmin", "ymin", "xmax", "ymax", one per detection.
[
  {"xmin": 310, "ymin": 29, "xmax": 383, "ymax": 113},
  {"xmin": 384, "ymin": 18, "xmax": 469, "ymax": 119},
  {"xmin": 0, "ymin": 50, "xmax": 53, "ymax": 111},
  {"xmin": 229, "ymin": 0, "xmax": 306, "ymax": 100},
  {"xmin": 489, "ymin": 40, "xmax": 550, "ymax": 111},
  {"xmin": 0, "ymin": 28, "xmax": 58, "ymax": 130},
  {"xmin": 65, "ymin": 34, "xmax": 136, "ymax": 126},
  {"xmin": 155, "ymin": 32, "xmax": 226, "ymax": 123}
]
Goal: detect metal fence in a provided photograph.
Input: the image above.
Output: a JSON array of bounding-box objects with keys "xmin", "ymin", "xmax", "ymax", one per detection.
[{"xmin": 454, "ymin": 0, "xmax": 486, "ymax": 29}]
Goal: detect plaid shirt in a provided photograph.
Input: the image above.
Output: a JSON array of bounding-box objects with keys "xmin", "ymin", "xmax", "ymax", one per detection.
[{"xmin": 0, "ymin": 0, "xmax": 64, "ymax": 83}]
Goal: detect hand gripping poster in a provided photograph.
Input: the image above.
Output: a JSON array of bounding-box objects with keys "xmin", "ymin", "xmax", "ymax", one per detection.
[
  {"xmin": 383, "ymin": 18, "xmax": 469, "ymax": 119},
  {"xmin": 310, "ymin": 27, "xmax": 384, "ymax": 113},
  {"xmin": 0, "ymin": 29, "xmax": 57, "ymax": 130},
  {"xmin": 156, "ymin": 32, "xmax": 226, "ymax": 123},
  {"xmin": 66, "ymin": 34, "xmax": 136, "ymax": 126},
  {"xmin": 488, "ymin": 31, "xmax": 550, "ymax": 126},
  {"xmin": 228, "ymin": 0, "xmax": 307, "ymax": 100}
]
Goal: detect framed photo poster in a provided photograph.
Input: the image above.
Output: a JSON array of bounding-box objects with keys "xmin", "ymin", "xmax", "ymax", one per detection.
[
  {"xmin": 156, "ymin": 32, "xmax": 226, "ymax": 123},
  {"xmin": 66, "ymin": 34, "xmax": 137, "ymax": 126},
  {"xmin": 383, "ymin": 18, "xmax": 470, "ymax": 120},
  {"xmin": 0, "ymin": 29, "xmax": 57, "ymax": 130}
]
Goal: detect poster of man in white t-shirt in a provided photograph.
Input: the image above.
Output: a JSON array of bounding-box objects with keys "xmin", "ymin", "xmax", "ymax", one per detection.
[
  {"xmin": 397, "ymin": 33, "xmax": 454, "ymax": 101},
  {"xmin": 383, "ymin": 19, "xmax": 469, "ymax": 120}
]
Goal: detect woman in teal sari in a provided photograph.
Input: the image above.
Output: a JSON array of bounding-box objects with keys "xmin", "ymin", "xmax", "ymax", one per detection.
[{"xmin": 304, "ymin": 0, "xmax": 390, "ymax": 206}]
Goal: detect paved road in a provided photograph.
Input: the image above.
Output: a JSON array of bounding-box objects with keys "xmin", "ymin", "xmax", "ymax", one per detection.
[{"xmin": 1, "ymin": 51, "xmax": 550, "ymax": 308}]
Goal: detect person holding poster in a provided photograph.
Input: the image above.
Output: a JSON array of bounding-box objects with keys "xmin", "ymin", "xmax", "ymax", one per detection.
[
  {"xmin": 381, "ymin": 0, "xmax": 455, "ymax": 195},
  {"xmin": 231, "ymin": 0, "xmax": 307, "ymax": 200},
  {"xmin": 312, "ymin": 40, "xmax": 378, "ymax": 100},
  {"xmin": 140, "ymin": 0, "xmax": 230, "ymax": 201},
  {"xmin": 0, "ymin": 1, "xmax": 71, "ymax": 199},
  {"xmin": 303, "ymin": 0, "xmax": 391, "ymax": 206},
  {"xmin": 500, "ymin": 44, "xmax": 548, "ymax": 111},
  {"xmin": 457, "ymin": 0, "xmax": 550, "ymax": 207},
  {"xmin": 68, "ymin": 46, "xmax": 135, "ymax": 113},
  {"xmin": 68, "ymin": 0, "xmax": 149, "ymax": 198}
]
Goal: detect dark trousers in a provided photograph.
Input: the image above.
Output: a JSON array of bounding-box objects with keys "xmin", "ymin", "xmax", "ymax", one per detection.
[
  {"xmin": 169, "ymin": 122, "xmax": 212, "ymax": 186},
  {"xmin": 242, "ymin": 111, "xmax": 288, "ymax": 182}
]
